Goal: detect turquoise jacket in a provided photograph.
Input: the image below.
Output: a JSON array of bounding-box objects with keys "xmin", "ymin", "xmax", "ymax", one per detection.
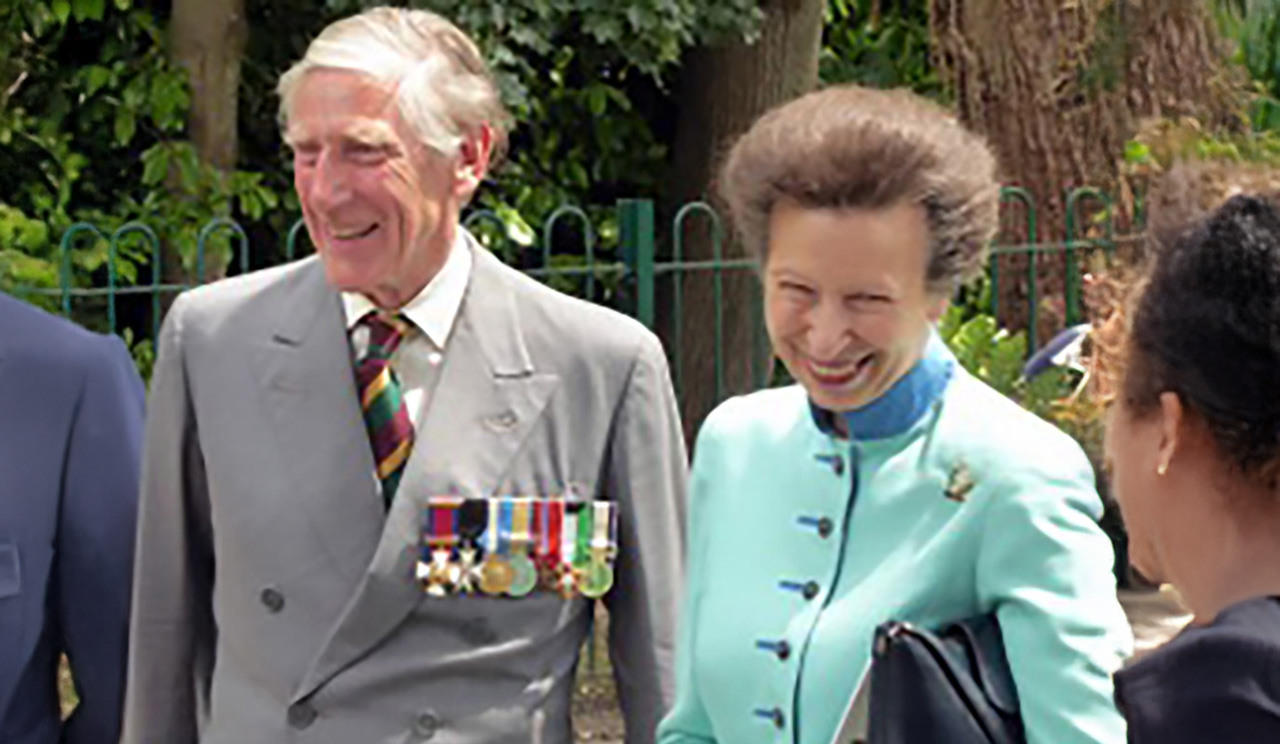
[{"xmin": 658, "ymin": 339, "xmax": 1131, "ymax": 744}]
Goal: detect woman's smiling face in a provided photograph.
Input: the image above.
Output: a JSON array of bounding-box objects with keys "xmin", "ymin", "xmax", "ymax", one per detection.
[{"xmin": 763, "ymin": 200, "xmax": 948, "ymax": 412}]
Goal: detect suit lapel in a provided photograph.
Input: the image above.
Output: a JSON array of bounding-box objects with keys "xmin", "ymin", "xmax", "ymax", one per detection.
[
  {"xmin": 295, "ymin": 242, "xmax": 561, "ymax": 700},
  {"xmin": 251, "ymin": 261, "xmax": 385, "ymax": 580}
]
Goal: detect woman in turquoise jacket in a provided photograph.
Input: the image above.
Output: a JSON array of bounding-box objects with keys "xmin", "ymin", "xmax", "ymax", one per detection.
[{"xmin": 657, "ymin": 85, "xmax": 1132, "ymax": 744}]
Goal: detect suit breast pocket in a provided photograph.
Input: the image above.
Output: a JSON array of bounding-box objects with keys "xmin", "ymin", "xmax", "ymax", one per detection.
[{"xmin": 0, "ymin": 542, "xmax": 20, "ymax": 599}]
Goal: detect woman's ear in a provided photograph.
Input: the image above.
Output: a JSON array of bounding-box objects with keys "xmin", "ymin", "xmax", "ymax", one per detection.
[
  {"xmin": 926, "ymin": 294, "xmax": 949, "ymax": 323},
  {"xmin": 1156, "ymin": 391, "xmax": 1184, "ymax": 476}
]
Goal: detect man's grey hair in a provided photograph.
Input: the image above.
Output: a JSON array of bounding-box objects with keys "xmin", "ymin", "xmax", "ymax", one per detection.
[{"xmin": 277, "ymin": 7, "xmax": 511, "ymax": 160}]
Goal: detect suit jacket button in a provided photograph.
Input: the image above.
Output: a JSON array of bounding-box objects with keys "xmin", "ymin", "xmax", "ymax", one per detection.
[
  {"xmin": 413, "ymin": 712, "xmax": 439, "ymax": 739},
  {"xmin": 772, "ymin": 708, "xmax": 786, "ymax": 729},
  {"xmin": 287, "ymin": 702, "xmax": 317, "ymax": 729},
  {"xmin": 462, "ymin": 620, "xmax": 499, "ymax": 646},
  {"xmin": 816, "ymin": 517, "xmax": 834, "ymax": 538},
  {"xmin": 802, "ymin": 581, "xmax": 820, "ymax": 601},
  {"xmin": 260, "ymin": 588, "xmax": 285, "ymax": 614},
  {"xmin": 775, "ymin": 640, "xmax": 791, "ymax": 661}
]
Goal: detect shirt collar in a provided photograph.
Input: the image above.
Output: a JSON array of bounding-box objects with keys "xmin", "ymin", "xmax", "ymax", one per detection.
[
  {"xmin": 811, "ymin": 331, "xmax": 955, "ymax": 441},
  {"xmin": 341, "ymin": 229, "xmax": 473, "ymax": 348}
]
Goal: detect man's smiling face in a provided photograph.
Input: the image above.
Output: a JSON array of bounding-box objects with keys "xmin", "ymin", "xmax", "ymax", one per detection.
[{"xmin": 286, "ymin": 68, "xmax": 466, "ymax": 309}]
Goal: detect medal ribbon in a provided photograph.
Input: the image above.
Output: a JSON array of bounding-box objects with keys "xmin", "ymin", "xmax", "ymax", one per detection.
[
  {"xmin": 512, "ymin": 498, "xmax": 532, "ymax": 555},
  {"xmin": 483, "ymin": 498, "xmax": 501, "ymax": 556},
  {"xmin": 531, "ymin": 499, "xmax": 543, "ymax": 559},
  {"xmin": 546, "ymin": 499, "xmax": 564, "ymax": 565},
  {"xmin": 498, "ymin": 498, "xmax": 514, "ymax": 557},
  {"xmin": 591, "ymin": 502, "xmax": 615, "ymax": 557},
  {"xmin": 428, "ymin": 497, "xmax": 462, "ymax": 549},
  {"xmin": 574, "ymin": 503, "xmax": 593, "ymax": 567},
  {"xmin": 561, "ymin": 503, "xmax": 578, "ymax": 566}
]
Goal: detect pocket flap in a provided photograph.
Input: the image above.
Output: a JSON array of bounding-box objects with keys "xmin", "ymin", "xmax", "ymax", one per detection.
[{"xmin": 0, "ymin": 542, "xmax": 20, "ymax": 599}]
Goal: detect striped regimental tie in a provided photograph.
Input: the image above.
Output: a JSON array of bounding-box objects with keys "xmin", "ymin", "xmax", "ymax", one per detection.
[{"xmin": 353, "ymin": 312, "xmax": 415, "ymax": 506}]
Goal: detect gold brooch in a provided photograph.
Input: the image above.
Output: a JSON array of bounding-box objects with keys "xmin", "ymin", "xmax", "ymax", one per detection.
[{"xmin": 945, "ymin": 461, "xmax": 975, "ymax": 503}]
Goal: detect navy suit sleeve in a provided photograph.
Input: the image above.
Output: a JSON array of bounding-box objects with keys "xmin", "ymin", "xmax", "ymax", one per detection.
[{"xmin": 58, "ymin": 333, "xmax": 145, "ymax": 744}]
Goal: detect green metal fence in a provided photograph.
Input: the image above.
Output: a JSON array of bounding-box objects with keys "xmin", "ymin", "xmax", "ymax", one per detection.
[
  {"xmin": 8, "ymin": 188, "xmax": 1136, "ymax": 404},
  {"xmin": 5, "ymin": 189, "xmax": 1141, "ymax": 671}
]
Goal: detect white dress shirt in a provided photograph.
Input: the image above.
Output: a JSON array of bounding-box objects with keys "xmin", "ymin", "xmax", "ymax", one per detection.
[{"xmin": 342, "ymin": 230, "xmax": 473, "ymax": 430}]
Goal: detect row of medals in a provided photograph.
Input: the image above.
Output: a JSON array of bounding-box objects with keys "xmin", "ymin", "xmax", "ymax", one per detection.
[
  {"xmin": 418, "ymin": 546, "xmax": 614, "ymax": 599},
  {"xmin": 415, "ymin": 498, "xmax": 616, "ymax": 599}
]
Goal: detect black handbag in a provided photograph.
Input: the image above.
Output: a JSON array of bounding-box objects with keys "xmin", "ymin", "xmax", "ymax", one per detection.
[{"xmin": 865, "ymin": 614, "xmax": 1025, "ymax": 744}]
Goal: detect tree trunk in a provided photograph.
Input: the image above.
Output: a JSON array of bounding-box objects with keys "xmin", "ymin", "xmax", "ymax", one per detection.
[
  {"xmin": 168, "ymin": 0, "xmax": 248, "ymax": 284},
  {"xmin": 929, "ymin": 0, "xmax": 1237, "ymax": 343},
  {"xmin": 662, "ymin": 0, "xmax": 825, "ymax": 443}
]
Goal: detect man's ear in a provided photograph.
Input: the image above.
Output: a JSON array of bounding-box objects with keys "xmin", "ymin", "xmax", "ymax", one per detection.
[{"xmin": 455, "ymin": 124, "xmax": 494, "ymax": 197}]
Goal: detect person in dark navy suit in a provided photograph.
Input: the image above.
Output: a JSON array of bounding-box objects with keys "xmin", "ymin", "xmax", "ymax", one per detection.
[
  {"xmin": 0, "ymin": 291, "xmax": 145, "ymax": 744},
  {"xmin": 1096, "ymin": 187, "xmax": 1280, "ymax": 743}
]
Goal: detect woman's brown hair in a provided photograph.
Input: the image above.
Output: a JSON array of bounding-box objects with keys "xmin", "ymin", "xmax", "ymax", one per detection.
[{"xmin": 718, "ymin": 84, "xmax": 1000, "ymax": 295}]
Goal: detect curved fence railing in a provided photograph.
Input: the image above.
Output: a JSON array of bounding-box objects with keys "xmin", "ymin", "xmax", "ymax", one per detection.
[{"xmin": 8, "ymin": 188, "xmax": 1137, "ymax": 405}]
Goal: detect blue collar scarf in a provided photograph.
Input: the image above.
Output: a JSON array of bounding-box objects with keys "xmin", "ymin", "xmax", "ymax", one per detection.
[{"xmin": 811, "ymin": 332, "xmax": 954, "ymax": 441}]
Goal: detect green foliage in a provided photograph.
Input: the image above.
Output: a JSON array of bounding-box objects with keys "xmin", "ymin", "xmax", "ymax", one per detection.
[
  {"xmin": 130, "ymin": 141, "xmax": 279, "ymax": 277},
  {"xmin": 1121, "ymin": 110, "xmax": 1280, "ymax": 173},
  {"xmin": 0, "ymin": 0, "xmax": 283, "ymax": 313},
  {"xmin": 820, "ymin": 0, "xmax": 939, "ymax": 96},
  {"xmin": 415, "ymin": 0, "xmax": 759, "ymax": 264},
  {"xmin": 0, "ymin": 205, "xmax": 54, "ymax": 294},
  {"xmin": 939, "ymin": 304, "xmax": 1080, "ymax": 423},
  {"xmin": 120, "ymin": 327, "xmax": 155, "ymax": 381},
  {"xmin": 1217, "ymin": 0, "xmax": 1280, "ymax": 132}
]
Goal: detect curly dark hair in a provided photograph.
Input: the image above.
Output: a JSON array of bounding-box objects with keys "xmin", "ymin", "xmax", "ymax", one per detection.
[
  {"xmin": 718, "ymin": 84, "xmax": 1000, "ymax": 295},
  {"xmin": 1113, "ymin": 193, "xmax": 1280, "ymax": 489}
]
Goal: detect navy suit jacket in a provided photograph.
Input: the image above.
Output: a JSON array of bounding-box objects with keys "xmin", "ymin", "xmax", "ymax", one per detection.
[{"xmin": 0, "ymin": 292, "xmax": 144, "ymax": 744}]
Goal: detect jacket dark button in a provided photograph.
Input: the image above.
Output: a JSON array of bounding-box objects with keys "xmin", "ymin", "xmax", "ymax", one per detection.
[
  {"xmin": 815, "ymin": 453, "xmax": 845, "ymax": 476},
  {"xmin": 260, "ymin": 588, "xmax": 285, "ymax": 614},
  {"xmin": 287, "ymin": 702, "xmax": 317, "ymax": 729},
  {"xmin": 802, "ymin": 581, "xmax": 820, "ymax": 600},
  {"xmin": 775, "ymin": 640, "xmax": 791, "ymax": 661},
  {"xmin": 754, "ymin": 706, "xmax": 786, "ymax": 729},
  {"xmin": 412, "ymin": 712, "xmax": 439, "ymax": 739},
  {"xmin": 460, "ymin": 621, "xmax": 498, "ymax": 646},
  {"xmin": 816, "ymin": 518, "xmax": 834, "ymax": 538}
]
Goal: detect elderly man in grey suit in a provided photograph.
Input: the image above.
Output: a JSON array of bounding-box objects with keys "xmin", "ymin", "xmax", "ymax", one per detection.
[{"xmin": 122, "ymin": 8, "xmax": 686, "ymax": 744}]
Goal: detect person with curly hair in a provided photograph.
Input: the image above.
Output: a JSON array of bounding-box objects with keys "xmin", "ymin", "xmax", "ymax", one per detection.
[{"xmin": 1098, "ymin": 188, "xmax": 1280, "ymax": 743}]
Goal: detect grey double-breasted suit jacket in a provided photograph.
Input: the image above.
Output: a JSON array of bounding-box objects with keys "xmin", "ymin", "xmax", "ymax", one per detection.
[{"xmin": 122, "ymin": 238, "xmax": 687, "ymax": 744}]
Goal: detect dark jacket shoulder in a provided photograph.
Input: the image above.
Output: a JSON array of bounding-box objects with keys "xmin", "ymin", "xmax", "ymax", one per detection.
[
  {"xmin": 1115, "ymin": 596, "xmax": 1280, "ymax": 744},
  {"xmin": 0, "ymin": 291, "xmax": 113, "ymax": 364},
  {"xmin": 0, "ymin": 288, "xmax": 127, "ymax": 376}
]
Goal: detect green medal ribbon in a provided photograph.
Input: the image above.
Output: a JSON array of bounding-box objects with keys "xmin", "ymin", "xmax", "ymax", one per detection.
[{"xmin": 581, "ymin": 501, "xmax": 616, "ymax": 598}]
